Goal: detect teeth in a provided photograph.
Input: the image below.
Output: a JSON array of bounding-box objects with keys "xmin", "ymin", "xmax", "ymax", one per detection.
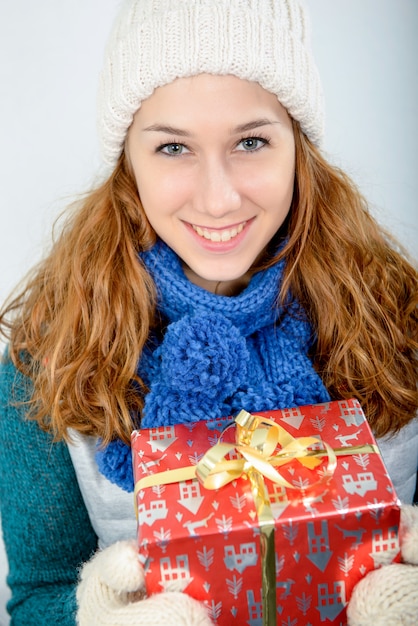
[{"xmin": 192, "ymin": 222, "xmax": 246, "ymax": 242}]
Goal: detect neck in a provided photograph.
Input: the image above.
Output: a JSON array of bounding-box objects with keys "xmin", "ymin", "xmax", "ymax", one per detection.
[{"xmin": 182, "ymin": 266, "xmax": 253, "ymax": 296}]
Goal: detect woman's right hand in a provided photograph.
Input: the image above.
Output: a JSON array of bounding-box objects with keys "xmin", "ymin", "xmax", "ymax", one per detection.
[{"xmin": 76, "ymin": 540, "xmax": 213, "ymax": 625}]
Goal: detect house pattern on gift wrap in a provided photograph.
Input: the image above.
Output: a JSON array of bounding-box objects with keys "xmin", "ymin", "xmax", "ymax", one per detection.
[
  {"xmin": 147, "ymin": 426, "xmax": 177, "ymax": 453},
  {"xmin": 370, "ymin": 526, "xmax": 399, "ymax": 567},
  {"xmin": 137, "ymin": 499, "xmax": 168, "ymax": 527},
  {"xmin": 246, "ymin": 589, "xmax": 263, "ymax": 626},
  {"xmin": 224, "ymin": 542, "xmax": 258, "ymax": 573},
  {"xmin": 245, "ymin": 577, "xmax": 346, "ymax": 623},
  {"xmin": 316, "ymin": 580, "xmax": 346, "ymax": 622},
  {"xmin": 306, "ymin": 520, "xmax": 333, "ymax": 572},
  {"xmin": 268, "ymin": 484, "xmax": 290, "ymax": 519},
  {"xmin": 158, "ymin": 554, "xmax": 192, "ymax": 592},
  {"xmin": 280, "ymin": 406, "xmax": 305, "ymax": 429},
  {"xmin": 177, "ymin": 479, "xmax": 204, "ymax": 514},
  {"xmin": 337, "ymin": 399, "xmax": 365, "ymax": 427},
  {"xmin": 342, "ymin": 471, "xmax": 378, "ymax": 496}
]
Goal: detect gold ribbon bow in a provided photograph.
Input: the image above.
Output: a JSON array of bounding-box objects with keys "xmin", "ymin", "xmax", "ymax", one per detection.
[{"xmin": 195, "ymin": 409, "xmax": 338, "ymax": 491}]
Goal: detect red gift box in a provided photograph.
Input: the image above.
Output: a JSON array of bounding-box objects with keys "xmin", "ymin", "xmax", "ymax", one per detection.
[{"xmin": 131, "ymin": 399, "xmax": 400, "ymax": 625}]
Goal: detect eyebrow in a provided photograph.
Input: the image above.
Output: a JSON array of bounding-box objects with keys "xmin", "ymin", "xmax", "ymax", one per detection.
[
  {"xmin": 234, "ymin": 118, "xmax": 281, "ymax": 133},
  {"xmin": 142, "ymin": 124, "xmax": 192, "ymax": 137},
  {"xmin": 142, "ymin": 118, "xmax": 280, "ymax": 136}
]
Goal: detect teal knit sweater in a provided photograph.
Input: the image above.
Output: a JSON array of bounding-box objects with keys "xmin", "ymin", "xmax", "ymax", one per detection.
[{"xmin": 0, "ymin": 357, "xmax": 97, "ymax": 625}]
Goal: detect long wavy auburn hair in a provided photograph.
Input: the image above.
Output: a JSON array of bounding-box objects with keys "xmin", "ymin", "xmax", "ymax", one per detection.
[{"xmin": 1, "ymin": 121, "xmax": 417, "ymax": 444}]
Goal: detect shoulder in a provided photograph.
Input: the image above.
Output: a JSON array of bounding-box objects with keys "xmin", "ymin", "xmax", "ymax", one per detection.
[
  {"xmin": 0, "ymin": 350, "xmax": 33, "ymax": 407},
  {"xmin": 0, "ymin": 351, "xmax": 73, "ymax": 482}
]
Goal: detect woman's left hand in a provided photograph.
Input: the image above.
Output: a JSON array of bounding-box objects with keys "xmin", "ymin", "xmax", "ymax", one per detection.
[{"xmin": 347, "ymin": 505, "xmax": 418, "ymax": 625}]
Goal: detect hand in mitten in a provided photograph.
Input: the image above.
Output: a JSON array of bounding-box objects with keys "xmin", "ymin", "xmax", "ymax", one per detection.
[
  {"xmin": 347, "ymin": 504, "xmax": 418, "ymax": 626},
  {"xmin": 76, "ymin": 540, "xmax": 213, "ymax": 626}
]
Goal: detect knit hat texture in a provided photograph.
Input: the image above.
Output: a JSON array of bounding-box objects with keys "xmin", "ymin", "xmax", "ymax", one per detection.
[{"xmin": 98, "ymin": 0, "xmax": 324, "ymax": 166}]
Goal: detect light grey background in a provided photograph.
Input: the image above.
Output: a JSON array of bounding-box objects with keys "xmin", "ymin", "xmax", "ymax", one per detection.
[{"xmin": 0, "ymin": 1, "xmax": 417, "ymax": 624}]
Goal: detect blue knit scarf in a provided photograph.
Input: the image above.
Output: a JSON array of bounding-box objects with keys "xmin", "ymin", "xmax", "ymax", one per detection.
[{"xmin": 96, "ymin": 241, "xmax": 330, "ymax": 491}]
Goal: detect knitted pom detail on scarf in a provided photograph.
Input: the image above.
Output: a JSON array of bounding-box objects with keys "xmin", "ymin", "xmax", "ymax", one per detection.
[
  {"xmin": 158, "ymin": 313, "xmax": 248, "ymax": 397},
  {"xmin": 142, "ymin": 313, "xmax": 249, "ymax": 426}
]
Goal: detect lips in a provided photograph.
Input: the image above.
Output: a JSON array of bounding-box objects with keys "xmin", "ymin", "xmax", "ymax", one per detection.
[{"xmin": 191, "ymin": 221, "xmax": 247, "ymax": 243}]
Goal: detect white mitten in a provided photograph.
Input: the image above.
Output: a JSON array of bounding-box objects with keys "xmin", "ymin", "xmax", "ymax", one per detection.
[
  {"xmin": 347, "ymin": 504, "xmax": 418, "ymax": 626},
  {"xmin": 76, "ymin": 540, "xmax": 213, "ymax": 626}
]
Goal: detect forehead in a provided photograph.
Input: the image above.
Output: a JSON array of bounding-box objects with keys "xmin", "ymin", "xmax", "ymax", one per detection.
[{"xmin": 134, "ymin": 73, "xmax": 291, "ymax": 129}]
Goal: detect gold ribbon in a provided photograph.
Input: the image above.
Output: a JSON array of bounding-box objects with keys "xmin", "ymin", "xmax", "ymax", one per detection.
[
  {"xmin": 134, "ymin": 410, "xmax": 379, "ymax": 625},
  {"xmin": 135, "ymin": 410, "xmax": 378, "ymax": 494}
]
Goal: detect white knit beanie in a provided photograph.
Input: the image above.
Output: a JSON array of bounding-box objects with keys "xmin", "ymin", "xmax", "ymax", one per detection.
[{"xmin": 98, "ymin": 0, "xmax": 324, "ymax": 167}]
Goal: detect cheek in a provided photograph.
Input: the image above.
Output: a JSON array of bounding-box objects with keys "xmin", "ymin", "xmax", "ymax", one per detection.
[
  {"xmin": 240, "ymin": 146, "xmax": 295, "ymax": 205},
  {"xmin": 135, "ymin": 167, "xmax": 191, "ymax": 217},
  {"xmin": 244, "ymin": 169, "xmax": 295, "ymax": 211}
]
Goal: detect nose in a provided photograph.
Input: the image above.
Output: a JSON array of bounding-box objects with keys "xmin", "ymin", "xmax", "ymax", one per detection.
[{"xmin": 193, "ymin": 156, "xmax": 242, "ymax": 218}]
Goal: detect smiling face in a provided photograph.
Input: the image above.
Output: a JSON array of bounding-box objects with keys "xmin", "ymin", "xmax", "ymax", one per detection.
[{"xmin": 127, "ymin": 73, "xmax": 295, "ymax": 294}]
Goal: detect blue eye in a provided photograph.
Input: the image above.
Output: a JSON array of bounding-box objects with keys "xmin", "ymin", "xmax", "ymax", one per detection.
[
  {"xmin": 237, "ymin": 137, "xmax": 268, "ymax": 152},
  {"xmin": 158, "ymin": 143, "xmax": 189, "ymax": 156}
]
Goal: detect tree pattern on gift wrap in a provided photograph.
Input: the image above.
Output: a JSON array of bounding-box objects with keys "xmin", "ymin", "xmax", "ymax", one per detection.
[
  {"xmin": 282, "ymin": 521, "xmax": 298, "ymax": 545},
  {"xmin": 353, "ymin": 453, "xmax": 370, "ymax": 469},
  {"xmin": 151, "ymin": 483, "xmax": 166, "ymax": 497},
  {"xmin": 281, "ymin": 617, "xmax": 297, "ymax": 626},
  {"xmin": 310, "ymin": 415, "xmax": 326, "ymax": 431},
  {"xmin": 316, "ymin": 580, "xmax": 346, "ymax": 622},
  {"xmin": 338, "ymin": 552, "xmax": 355, "ymax": 577},
  {"xmin": 230, "ymin": 491, "xmax": 247, "ymax": 512},
  {"xmin": 332, "ymin": 495, "xmax": 349, "ymax": 518},
  {"xmin": 206, "ymin": 599, "xmax": 223, "ymax": 621},
  {"xmin": 276, "ymin": 553, "xmax": 285, "ymax": 575},
  {"xmin": 197, "ymin": 546, "xmax": 214, "ymax": 571},
  {"xmin": 153, "ymin": 527, "xmax": 171, "ymax": 553},
  {"xmin": 367, "ymin": 499, "xmax": 385, "ymax": 522},
  {"xmin": 292, "ymin": 476, "xmax": 311, "ymax": 490},
  {"xmin": 226, "ymin": 574, "xmax": 243, "ymax": 599},
  {"xmin": 188, "ymin": 451, "xmax": 203, "ymax": 465},
  {"xmin": 208, "ymin": 434, "xmax": 221, "ymax": 448},
  {"xmin": 216, "ymin": 514, "xmax": 233, "ymax": 536},
  {"xmin": 296, "ymin": 591, "xmax": 312, "ymax": 616}
]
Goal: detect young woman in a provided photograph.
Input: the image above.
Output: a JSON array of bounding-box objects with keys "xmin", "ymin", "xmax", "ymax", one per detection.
[{"xmin": 0, "ymin": 0, "xmax": 417, "ymax": 624}]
